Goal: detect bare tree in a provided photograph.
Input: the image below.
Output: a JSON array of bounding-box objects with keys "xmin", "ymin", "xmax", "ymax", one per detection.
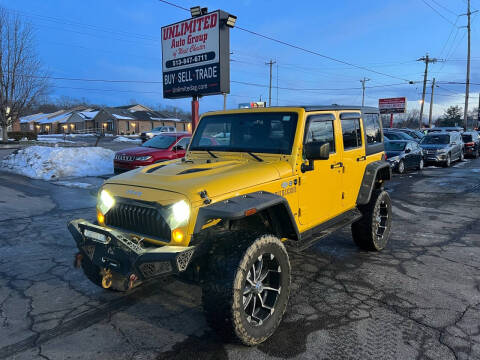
[{"xmin": 0, "ymin": 7, "xmax": 48, "ymax": 142}]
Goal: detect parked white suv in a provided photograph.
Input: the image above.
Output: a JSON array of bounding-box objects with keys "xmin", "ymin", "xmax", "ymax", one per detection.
[{"xmin": 141, "ymin": 126, "xmax": 176, "ymax": 141}]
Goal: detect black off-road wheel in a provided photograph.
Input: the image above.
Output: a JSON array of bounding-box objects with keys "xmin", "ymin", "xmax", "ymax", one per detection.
[
  {"xmin": 202, "ymin": 231, "xmax": 291, "ymax": 346},
  {"xmin": 352, "ymin": 190, "xmax": 392, "ymax": 251}
]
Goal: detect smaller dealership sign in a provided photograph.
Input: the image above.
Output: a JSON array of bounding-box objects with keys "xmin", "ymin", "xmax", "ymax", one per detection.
[
  {"xmin": 161, "ymin": 11, "xmax": 230, "ymax": 99},
  {"xmin": 378, "ymin": 97, "xmax": 407, "ymax": 114}
]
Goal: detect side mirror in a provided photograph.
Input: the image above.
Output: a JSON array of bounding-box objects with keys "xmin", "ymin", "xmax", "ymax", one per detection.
[
  {"xmin": 304, "ymin": 141, "xmax": 330, "ymax": 160},
  {"xmin": 405, "ymin": 148, "xmax": 411, "ymax": 153}
]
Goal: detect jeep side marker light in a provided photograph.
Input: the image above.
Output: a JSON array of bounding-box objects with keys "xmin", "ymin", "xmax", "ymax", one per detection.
[{"xmin": 245, "ymin": 208, "xmax": 257, "ymax": 216}]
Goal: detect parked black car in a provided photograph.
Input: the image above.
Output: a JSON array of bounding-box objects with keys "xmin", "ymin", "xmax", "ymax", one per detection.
[
  {"xmin": 462, "ymin": 131, "xmax": 480, "ymax": 158},
  {"xmin": 392, "ymin": 128, "xmax": 424, "ymax": 141},
  {"xmin": 383, "ymin": 130, "xmax": 417, "ymax": 142},
  {"xmin": 385, "ymin": 140, "xmax": 424, "ymax": 173},
  {"xmin": 420, "ymin": 132, "xmax": 464, "ymax": 167}
]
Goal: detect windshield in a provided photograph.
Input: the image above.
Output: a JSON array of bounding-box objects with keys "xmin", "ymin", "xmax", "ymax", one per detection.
[
  {"xmin": 142, "ymin": 135, "xmax": 176, "ymax": 149},
  {"xmin": 190, "ymin": 112, "xmax": 298, "ymax": 154},
  {"xmin": 421, "ymin": 134, "xmax": 449, "ymax": 145},
  {"xmin": 462, "ymin": 134, "xmax": 473, "ymax": 142},
  {"xmin": 385, "ymin": 142, "xmax": 406, "ymax": 151}
]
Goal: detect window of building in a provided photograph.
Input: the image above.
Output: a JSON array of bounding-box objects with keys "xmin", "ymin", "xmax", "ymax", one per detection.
[{"xmin": 341, "ymin": 118, "xmax": 362, "ymax": 150}]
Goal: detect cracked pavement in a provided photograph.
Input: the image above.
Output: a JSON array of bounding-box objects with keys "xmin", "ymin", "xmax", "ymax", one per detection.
[{"xmin": 1, "ymin": 158, "xmax": 480, "ymax": 359}]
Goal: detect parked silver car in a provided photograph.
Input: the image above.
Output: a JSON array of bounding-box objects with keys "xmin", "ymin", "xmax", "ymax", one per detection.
[{"xmin": 420, "ymin": 132, "xmax": 464, "ymax": 167}]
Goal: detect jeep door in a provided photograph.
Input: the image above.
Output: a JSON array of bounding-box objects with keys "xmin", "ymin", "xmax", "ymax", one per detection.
[
  {"xmin": 338, "ymin": 112, "xmax": 366, "ymax": 210},
  {"xmin": 298, "ymin": 113, "xmax": 343, "ymax": 226}
]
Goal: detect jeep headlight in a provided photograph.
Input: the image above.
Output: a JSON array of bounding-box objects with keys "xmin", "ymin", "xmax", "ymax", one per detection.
[
  {"xmin": 98, "ymin": 190, "xmax": 115, "ymax": 215},
  {"xmin": 172, "ymin": 200, "xmax": 190, "ymax": 223}
]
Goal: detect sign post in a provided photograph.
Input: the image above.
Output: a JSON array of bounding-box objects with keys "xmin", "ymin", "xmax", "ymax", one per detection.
[
  {"xmin": 161, "ymin": 10, "xmax": 233, "ymax": 131},
  {"xmin": 379, "ymin": 97, "xmax": 407, "ymax": 128}
]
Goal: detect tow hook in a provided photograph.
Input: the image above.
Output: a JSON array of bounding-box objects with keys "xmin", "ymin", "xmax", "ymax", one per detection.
[
  {"xmin": 101, "ymin": 268, "xmax": 113, "ymax": 289},
  {"xmin": 74, "ymin": 252, "xmax": 83, "ymax": 268},
  {"xmin": 128, "ymin": 274, "xmax": 138, "ymax": 290}
]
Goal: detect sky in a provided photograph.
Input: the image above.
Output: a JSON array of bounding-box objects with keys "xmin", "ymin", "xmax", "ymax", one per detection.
[{"xmin": 1, "ymin": 0, "xmax": 479, "ymax": 119}]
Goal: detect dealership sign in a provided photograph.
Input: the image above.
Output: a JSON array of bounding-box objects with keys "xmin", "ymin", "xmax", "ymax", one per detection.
[
  {"xmin": 161, "ymin": 11, "xmax": 230, "ymax": 99},
  {"xmin": 378, "ymin": 97, "xmax": 407, "ymax": 114}
]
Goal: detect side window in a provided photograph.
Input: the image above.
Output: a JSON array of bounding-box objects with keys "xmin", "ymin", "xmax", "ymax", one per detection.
[
  {"xmin": 174, "ymin": 137, "xmax": 190, "ymax": 150},
  {"xmin": 305, "ymin": 119, "xmax": 335, "ymax": 153},
  {"xmin": 364, "ymin": 113, "xmax": 382, "ymax": 144},
  {"xmin": 341, "ymin": 118, "xmax": 362, "ymax": 150}
]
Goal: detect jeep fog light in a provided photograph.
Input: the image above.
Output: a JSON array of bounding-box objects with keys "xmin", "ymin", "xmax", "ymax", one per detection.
[
  {"xmin": 98, "ymin": 190, "xmax": 115, "ymax": 215},
  {"xmin": 172, "ymin": 200, "xmax": 190, "ymax": 223}
]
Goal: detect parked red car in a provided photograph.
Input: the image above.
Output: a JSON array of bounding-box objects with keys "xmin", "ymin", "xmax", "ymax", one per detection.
[{"xmin": 114, "ymin": 133, "xmax": 191, "ymax": 174}]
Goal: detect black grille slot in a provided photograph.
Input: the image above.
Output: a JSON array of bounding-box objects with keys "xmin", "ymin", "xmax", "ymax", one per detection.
[{"xmin": 105, "ymin": 203, "xmax": 170, "ymax": 240}]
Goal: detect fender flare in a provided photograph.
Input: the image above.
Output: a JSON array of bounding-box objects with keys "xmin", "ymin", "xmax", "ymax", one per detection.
[
  {"xmin": 356, "ymin": 160, "xmax": 392, "ymax": 205},
  {"xmin": 193, "ymin": 191, "xmax": 300, "ymax": 240}
]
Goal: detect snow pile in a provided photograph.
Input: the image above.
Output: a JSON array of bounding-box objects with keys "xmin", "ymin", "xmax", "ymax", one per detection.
[
  {"xmin": 113, "ymin": 136, "xmax": 141, "ymax": 143},
  {"xmin": 1, "ymin": 146, "xmax": 114, "ymax": 180},
  {"xmin": 54, "ymin": 181, "xmax": 93, "ymax": 189}
]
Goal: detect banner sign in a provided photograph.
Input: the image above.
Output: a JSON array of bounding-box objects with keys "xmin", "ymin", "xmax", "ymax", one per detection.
[
  {"xmin": 161, "ymin": 11, "xmax": 230, "ymax": 99},
  {"xmin": 379, "ymin": 97, "xmax": 407, "ymax": 114}
]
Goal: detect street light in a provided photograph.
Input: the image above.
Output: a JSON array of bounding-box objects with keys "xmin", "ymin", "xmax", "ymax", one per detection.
[
  {"xmin": 190, "ymin": 6, "xmax": 202, "ymax": 17},
  {"xmin": 225, "ymin": 14, "xmax": 237, "ymax": 28}
]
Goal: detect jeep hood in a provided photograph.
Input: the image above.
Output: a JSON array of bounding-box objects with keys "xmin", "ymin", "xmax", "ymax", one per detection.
[{"xmin": 106, "ymin": 158, "xmax": 291, "ymax": 201}]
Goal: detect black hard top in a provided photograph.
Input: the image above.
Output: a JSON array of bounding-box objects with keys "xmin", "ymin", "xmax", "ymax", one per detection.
[{"xmin": 284, "ymin": 105, "xmax": 379, "ymax": 112}]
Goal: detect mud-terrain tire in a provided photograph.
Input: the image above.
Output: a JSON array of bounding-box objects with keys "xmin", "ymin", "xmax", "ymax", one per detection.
[
  {"xmin": 352, "ymin": 190, "xmax": 392, "ymax": 251},
  {"xmin": 202, "ymin": 231, "xmax": 291, "ymax": 346}
]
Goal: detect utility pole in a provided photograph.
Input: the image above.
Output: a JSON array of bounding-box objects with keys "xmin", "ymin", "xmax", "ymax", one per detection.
[
  {"xmin": 428, "ymin": 78, "xmax": 436, "ymax": 128},
  {"xmin": 360, "ymin": 78, "xmax": 370, "ymax": 107},
  {"xmin": 265, "ymin": 59, "xmax": 276, "ymax": 107},
  {"xmin": 223, "ymin": 93, "xmax": 227, "ymax": 110},
  {"xmin": 462, "ymin": 0, "xmax": 477, "ymax": 130},
  {"xmin": 478, "ymin": 93, "xmax": 480, "ymax": 129},
  {"xmin": 417, "ymin": 54, "xmax": 438, "ymax": 129}
]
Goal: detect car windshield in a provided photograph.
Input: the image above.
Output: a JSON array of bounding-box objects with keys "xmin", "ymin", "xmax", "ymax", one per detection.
[
  {"xmin": 189, "ymin": 112, "xmax": 298, "ymax": 154},
  {"xmin": 421, "ymin": 134, "xmax": 449, "ymax": 144},
  {"xmin": 462, "ymin": 134, "xmax": 473, "ymax": 142},
  {"xmin": 385, "ymin": 142, "xmax": 406, "ymax": 151},
  {"xmin": 142, "ymin": 135, "xmax": 176, "ymax": 149}
]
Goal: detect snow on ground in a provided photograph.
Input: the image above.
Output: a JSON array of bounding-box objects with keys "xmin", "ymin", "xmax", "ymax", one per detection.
[
  {"xmin": 113, "ymin": 136, "xmax": 141, "ymax": 143},
  {"xmin": 54, "ymin": 181, "xmax": 93, "ymax": 189},
  {"xmin": 37, "ymin": 136, "xmax": 75, "ymax": 144},
  {"xmin": 1, "ymin": 146, "xmax": 114, "ymax": 180}
]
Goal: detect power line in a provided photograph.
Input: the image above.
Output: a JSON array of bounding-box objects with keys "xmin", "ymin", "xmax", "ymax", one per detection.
[
  {"xmin": 421, "ymin": 0, "xmax": 458, "ymax": 25},
  {"xmin": 430, "ymin": 0, "xmax": 458, "ymax": 16},
  {"xmin": 156, "ymin": 0, "xmax": 412, "ymax": 82}
]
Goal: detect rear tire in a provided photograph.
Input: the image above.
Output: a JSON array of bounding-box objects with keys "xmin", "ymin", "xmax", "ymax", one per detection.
[
  {"xmin": 397, "ymin": 160, "xmax": 405, "ymax": 174},
  {"xmin": 352, "ymin": 190, "xmax": 392, "ymax": 251},
  {"xmin": 202, "ymin": 232, "xmax": 291, "ymax": 346}
]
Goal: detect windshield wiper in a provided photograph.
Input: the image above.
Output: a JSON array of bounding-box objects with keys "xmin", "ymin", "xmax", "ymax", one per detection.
[
  {"xmin": 247, "ymin": 152, "xmax": 263, "ymax": 162},
  {"xmin": 206, "ymin": 150, "xmax": 218, "ymax": 158}
]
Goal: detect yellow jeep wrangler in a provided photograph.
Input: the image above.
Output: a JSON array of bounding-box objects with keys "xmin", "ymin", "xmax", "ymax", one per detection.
[{"xmin": 69, "ymin": 105, "xmax": 392, "ymax": 345}]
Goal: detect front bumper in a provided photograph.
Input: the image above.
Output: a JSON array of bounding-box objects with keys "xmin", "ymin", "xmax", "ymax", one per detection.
[
  {"xmin": 68, "ymin": 219, "xmax": 195, "ymax": 281},
  {"xmin": 424, "ymin": 153, "xmax": 447, "ymax": 163}
]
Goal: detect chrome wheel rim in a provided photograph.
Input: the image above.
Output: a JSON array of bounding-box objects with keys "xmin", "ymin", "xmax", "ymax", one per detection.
[
  {"xmin": 398, "ymin": 161, "xmax": 404, "ymax": 173},
  {"xmin": 373, "ymin": 200, "xmax": 389, "ymax": 248},
  {"xmin": 447, "ymin": 155, "xmax": 451, "ymax": 166},
  {"xmin": 243, "ymin": 253, "xmax": 281, "ymax": 326},
  {"xmin": 419, "ymin": 159, "xmax": 424, "ymax": 170}
]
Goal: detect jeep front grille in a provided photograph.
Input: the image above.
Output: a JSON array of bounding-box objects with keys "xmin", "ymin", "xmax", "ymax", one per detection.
[{"xmin": 104, "ymin": 203, "xmax": 170, "ymax": 241}]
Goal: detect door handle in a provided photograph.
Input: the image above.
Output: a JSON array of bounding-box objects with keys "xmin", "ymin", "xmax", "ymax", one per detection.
[
  {"xmin": 330, "ymin": 162, "xmax": 343, "ymax": 169},
  {"xmin": 356, "ymin": 155, "xmax": 366, "ymax": 162}
]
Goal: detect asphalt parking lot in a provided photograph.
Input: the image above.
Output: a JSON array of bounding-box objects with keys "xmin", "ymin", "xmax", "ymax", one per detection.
[{"xmin": 1, "ymin": 158, "xmax": 480, "ymax": 360}]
